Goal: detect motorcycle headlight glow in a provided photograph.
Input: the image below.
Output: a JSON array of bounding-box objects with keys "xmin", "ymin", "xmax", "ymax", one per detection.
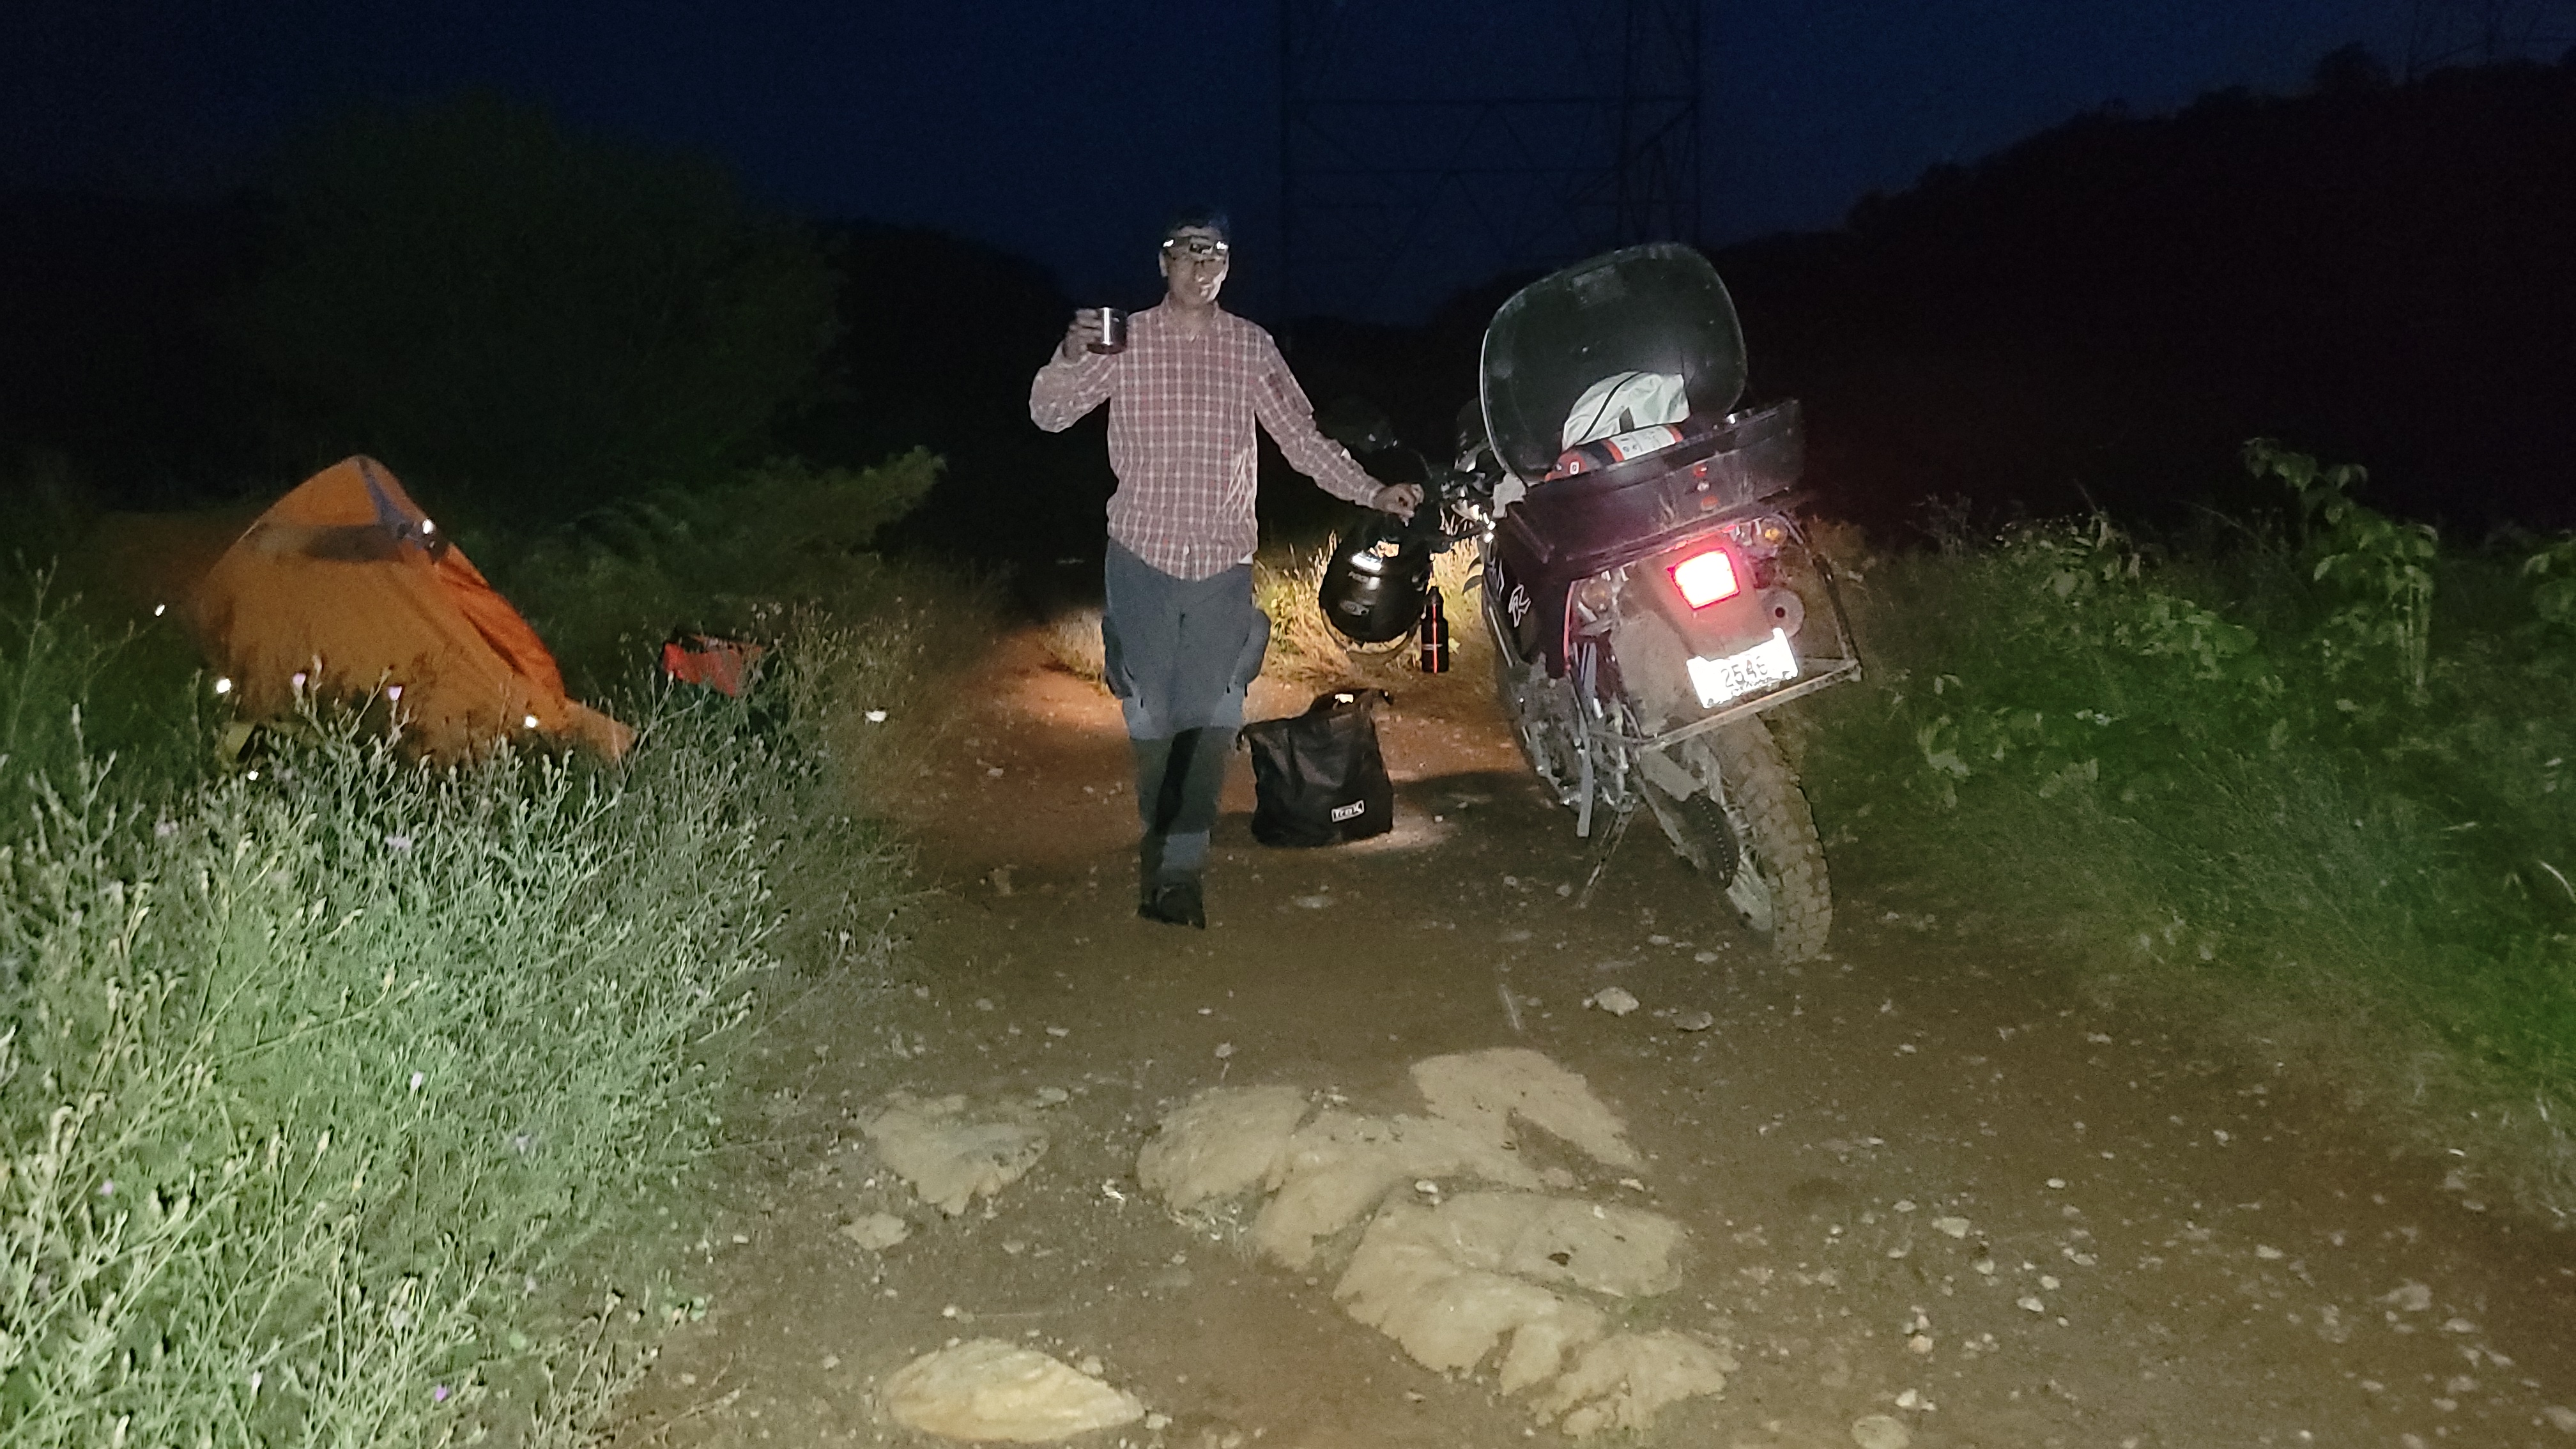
[{"xmin": 1669, "ymin": 548, "xmax": 1741, "ymax": 609}]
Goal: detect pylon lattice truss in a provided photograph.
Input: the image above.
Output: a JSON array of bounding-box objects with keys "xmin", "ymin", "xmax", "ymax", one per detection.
[{"xmin": 1279, "ymin": 0, "xmax": 1702, "ymax": 322}]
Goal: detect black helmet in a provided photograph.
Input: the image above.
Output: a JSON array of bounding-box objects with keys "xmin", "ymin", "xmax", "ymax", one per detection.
[{"xmin": 1318, "ymin": 512, "xmax": 1433, "ymax": 645}]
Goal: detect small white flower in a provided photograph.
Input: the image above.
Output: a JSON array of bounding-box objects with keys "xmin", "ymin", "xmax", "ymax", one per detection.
[
  {"xmin": 213, "ymin": 677, "xmax": 233, "ymax": 695},
  {"xmin": 386, "ymin": 684, "xmax": 402, "ymax": 702},
  {"xmin": 154, "ymin": 818, "xmax": 178, "ymax": 839},
  {"xmin": 410, "ymin": 1071, "xmax": 425, "ymax": 1092},
  {"xmin": 249, "ymin": 1371, "xmax": 262, "ymax": 1394}
]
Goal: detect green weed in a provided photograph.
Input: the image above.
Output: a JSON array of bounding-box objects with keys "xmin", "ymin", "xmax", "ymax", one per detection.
[
  {"xmin": 0, "ymin": 545, "xmax": 944, "ymax": 1443},
  {"xmin": 1801, "ymin": 443, "xmax": 2576, "ymax": 1213}
]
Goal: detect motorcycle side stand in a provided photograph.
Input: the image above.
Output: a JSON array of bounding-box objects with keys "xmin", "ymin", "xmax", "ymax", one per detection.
[{"xmin": 1574, "ymin": 802, "xmax": 1639, "ymax": 909}]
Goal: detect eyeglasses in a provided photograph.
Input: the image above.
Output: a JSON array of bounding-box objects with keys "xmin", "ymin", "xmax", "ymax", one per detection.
[{"xmin": 1162, "ymin": 236, "xmax": 1230, "ymax": 259}]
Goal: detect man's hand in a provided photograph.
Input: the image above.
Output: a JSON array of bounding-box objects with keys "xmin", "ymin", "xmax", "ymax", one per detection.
[
  {"xmin": 1377, "ymin": 482, "xmax": 1424, "ymax": 522},
  {"xmin": 1059, "ymin": 309, "xmax": 1103, "ymax": 362}
]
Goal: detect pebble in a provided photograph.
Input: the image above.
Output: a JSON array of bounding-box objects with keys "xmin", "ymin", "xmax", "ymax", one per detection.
[
  {"xmin": 1932, "ymin": 1216, "xmax": 1970, "ymax": 1239},
  {"xmin": 838, "ymin": 1213, "xmax": 912, "ymax": 1252},
  {"xmin": 1675, "ymin": 1010, "xmax": 1715, "ymax": 1032},
  {"xmin": 1851, "ymin": 1413, "xmax": 1912, "ymax": 1449},
  {"xmin": 1590, "ymin": 986, "xmax": 1642, "ymax": 1016}
]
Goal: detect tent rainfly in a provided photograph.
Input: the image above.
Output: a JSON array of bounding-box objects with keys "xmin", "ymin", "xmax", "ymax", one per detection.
[{"xmin": 191, "ymin": 456, "xmax": 631, "ymax": 761}]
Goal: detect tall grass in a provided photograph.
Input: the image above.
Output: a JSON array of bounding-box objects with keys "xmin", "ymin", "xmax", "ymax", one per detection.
[
  {"xmin": 1032, "ymin": 537, "xmax": 1482, "ymax": 692},
  {"xmin": 0, "ymin": 447, "xmax": 963, "ymax": 1443},
  {"xmin": 1797, "ymin": 442, "xmax": 2576, "ymax": 1212},
  {"xmin": 481, "ymin": 450, "xmax": 946, "ymax": 698},
  {"xmin": 1248, "ymin": 538, "xmax": 1483, "ymax": 687}
]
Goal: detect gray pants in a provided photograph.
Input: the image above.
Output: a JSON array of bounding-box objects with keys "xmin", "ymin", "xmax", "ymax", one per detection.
[{"xmin": 1101, "ymin": 540, "xmax": 1269, "ymax": 890}]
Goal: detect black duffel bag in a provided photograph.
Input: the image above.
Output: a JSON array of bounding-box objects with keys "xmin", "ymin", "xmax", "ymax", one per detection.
[{"xmin": 1241, "ymin": 689, "xmax": 1395, "ymax": 847}]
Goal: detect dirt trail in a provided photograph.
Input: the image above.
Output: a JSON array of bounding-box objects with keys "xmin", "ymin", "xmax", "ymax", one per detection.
[{"xmin": 613, "ymin": 631, "xmax": 2576, "ymax": 1449}]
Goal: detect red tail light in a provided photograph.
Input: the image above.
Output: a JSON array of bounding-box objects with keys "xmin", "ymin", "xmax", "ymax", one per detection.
[{"xmin": 1669, "ymin": 548, "xmax": 1742, "ymax": 609}]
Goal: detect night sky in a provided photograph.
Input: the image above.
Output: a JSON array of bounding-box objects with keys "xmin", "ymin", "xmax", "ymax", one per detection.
[{"xmin": 7, "ymin": 1, "xmax": 2414, "ymax": 319}]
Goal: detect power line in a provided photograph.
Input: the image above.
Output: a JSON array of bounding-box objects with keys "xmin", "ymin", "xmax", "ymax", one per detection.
[
  {"xmin": 1278, "ymin": 0, "xmax": 1702, "ymax": 322},
  {"xmin": 2406, "ymin": 0, "xmax": 2576, "ymax": 76}
]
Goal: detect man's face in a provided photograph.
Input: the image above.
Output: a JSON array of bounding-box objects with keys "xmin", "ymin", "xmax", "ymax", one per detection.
[{"xmin": 1160, "ymin": 227, "xmax": 1230, "ymax": 307}]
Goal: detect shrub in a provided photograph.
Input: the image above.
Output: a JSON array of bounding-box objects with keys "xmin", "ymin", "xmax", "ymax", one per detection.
[
  {"xmin": 484, "ymin": 448, "xmax": 947, "ymax": 700},
  {"xmin": 1798, "ymin": 443, "xmax": 2576, "ymax": 1211},
  {"xmin": 0, "ymin": 566, "xmax": 938, "ymax": 1443}
]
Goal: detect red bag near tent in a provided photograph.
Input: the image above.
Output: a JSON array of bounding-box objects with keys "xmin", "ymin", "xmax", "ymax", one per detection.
[{"xmin": 660, "ymin": 632, "xmax": 767, "ymax": 698}]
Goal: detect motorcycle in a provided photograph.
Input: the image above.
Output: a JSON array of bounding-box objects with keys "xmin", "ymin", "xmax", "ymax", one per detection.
[{"xmin": 1316, "ymin": 243, "xmax": 1861, "ymax": 960}]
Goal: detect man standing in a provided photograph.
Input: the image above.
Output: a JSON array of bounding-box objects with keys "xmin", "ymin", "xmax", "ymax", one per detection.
[{"xmin": 1031, "ymin": 209, "xmax": 1420, "ymax": 928}]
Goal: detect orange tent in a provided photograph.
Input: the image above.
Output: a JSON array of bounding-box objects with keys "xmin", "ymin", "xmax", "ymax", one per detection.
[{"xmin": 191, "ymin": 457, "xmax": 631, "ymax": 761}]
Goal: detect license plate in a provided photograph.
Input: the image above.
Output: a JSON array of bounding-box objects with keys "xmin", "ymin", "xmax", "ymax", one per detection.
[{"xmin": 1685, "ymin": 629, "xmax": 1799, "ymax": 708}]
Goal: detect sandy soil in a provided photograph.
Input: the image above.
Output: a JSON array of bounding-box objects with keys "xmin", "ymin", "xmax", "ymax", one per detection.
[{"xmin": 610, "ymin": 630, "xmax": 2576, "ymax": 1449}]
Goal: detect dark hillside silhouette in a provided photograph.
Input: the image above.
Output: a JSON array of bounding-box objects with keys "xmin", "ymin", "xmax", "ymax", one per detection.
[
  {"xmin": 1276, "ymin": 56, "xmax": 2576, "ymax": 542},
  {"xmin": 1717, "ymin": 55, "xmax": 2576, "ymax": 535},
  {"xmin": 0, "ymin": 190, "xmax": 263, "ymax": 507},
  {"xmin": 794, "ymin": 222, "xmax": 1114, "ymax": 596},
  {"xmin": 8, "ymin": 59, "xmax": 2568, "ymax": 562}
]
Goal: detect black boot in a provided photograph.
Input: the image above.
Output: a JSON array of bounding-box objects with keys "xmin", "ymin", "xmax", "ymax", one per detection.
[
  {"xmin": 1130, "ymin": 736, "xmax": 1177, "ymax": 906},
  {"xmin": 1138, "ymin": 877, "xmax": 1206, "ymax": 928},
  {"xmin": 1131, "ymin": 729, "xmax": 1227, "ymax": 928}
]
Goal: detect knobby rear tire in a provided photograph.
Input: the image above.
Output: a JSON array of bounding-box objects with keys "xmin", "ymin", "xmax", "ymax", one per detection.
[{"xmin": 1698, "ymin": 719, "xmax": 1833, "ymax": 962}]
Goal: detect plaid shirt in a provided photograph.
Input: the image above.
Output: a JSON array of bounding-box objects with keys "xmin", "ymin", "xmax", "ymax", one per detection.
[{"xmin": 1031, "ymin": 302, "xmax": 1389, "ymax": 580}]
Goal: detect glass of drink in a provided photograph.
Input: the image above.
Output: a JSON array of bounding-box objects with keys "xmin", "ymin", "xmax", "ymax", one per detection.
[{"xmin": 1089, "ymin": 307, "xmax": 1128, "ymax": 354}]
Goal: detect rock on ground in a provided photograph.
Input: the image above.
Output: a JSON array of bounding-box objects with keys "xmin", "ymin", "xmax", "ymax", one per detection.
[
  {"xmin": 1336, "ymin": 1199, "xmax": 1607, "ymax": 1392},
  {"xmin": 1133, "ymin": 1052, "xmax": 1724, "ymax": 1437},
  {"xmin": 838, "ymin": 1211, "xmax": 912, "ymax": 1251},
  {"xmin": 880, "ymin": 1338, "xmax": 1144, "ymax": 1443},
  {"xmin": 1850, "ymin": 1411, "xmax": 1913, "ymax": 1449},
  {"xmin": 861, "ymin": 1092, "xmax": 1049, "ymax": 1216},
  {"xmin": 1409, "ymin": 1048, "xmax": 1643, "ymax": 1169},
  {"xmin": 1420, "ymin": 1190, "xmax": 1686, "ymax": 1298},
  {"xmin": 1529, "ymin": 1330, "xmax": 1737, "ymax": 1438},
  {"xmin": 1253, "ymin": 1110, "xmax": 1539, "ymax": 1269},
  {"xmin": 1135, "ymin": 1084, "xmax": 1310, "ymax": 1210}
]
